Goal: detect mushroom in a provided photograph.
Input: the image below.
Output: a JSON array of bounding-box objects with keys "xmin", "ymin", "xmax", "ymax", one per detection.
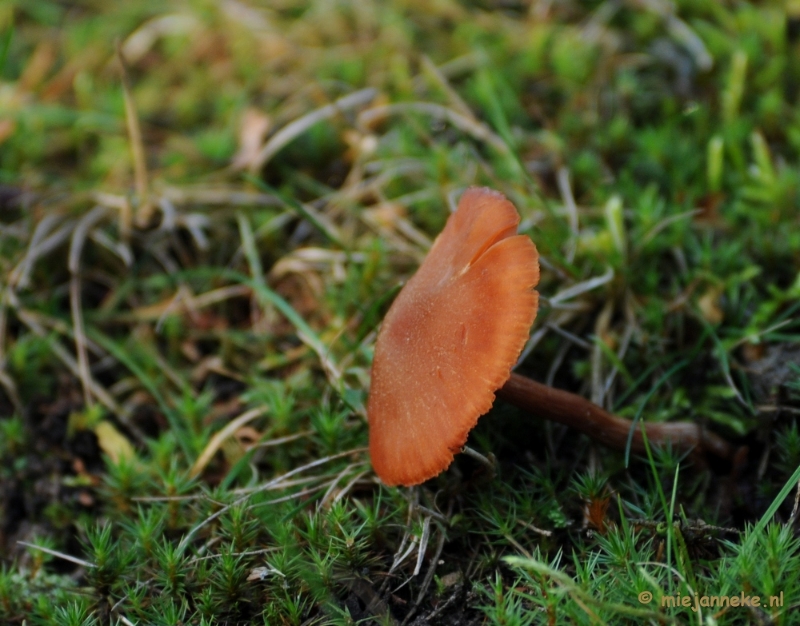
[{"xmin": 367, "ymin": 187, "xmax": 734, "ymax": 487}]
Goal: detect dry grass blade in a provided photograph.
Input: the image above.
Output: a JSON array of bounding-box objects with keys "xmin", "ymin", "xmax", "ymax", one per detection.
[
  {"xmin": 237, "ymin": 213, "xmax": 342, "ymax": 385},
  {"xmin": 11, "ymin": 216, "xmax": 76, "ymax": 289},
  {"xmin": 160, "ymin": 186, "xmax": 282, "ymax": 207},
  {"xmin": 13, "ymin": 301, "xmax": 146, "ymax": 444},
  {"xmin": 70, "ymin": 273, "xmax": 92, "ymax": 408},
  {"xmin": 177, "ymin": 447, "xmax": 368, "ymax": 554},
  {"xmin": 419, "ymin": 55, "xmax": 476, "ymax": 120},
  {"xmin": 546, "ymin": 339, "xmax": 572, "ymax": 388},
  {"xmin": 190, "ymin": 407, "xmax": 267, "ymax": 478},
  {"xmin": 263, "ymin": 187, "xmax": 345, "ymax": 246},
  {"xmin": 413, "ymin": 516, "xmax": 431, "ymax": 577},
  {"xmin": 318, "ymin": 462, "xmax": 360, "ymax": 509},
  {"xmin": 641, "ymin": 209, "xmax": 701, "ymax": 245},
  {"xmin": 0, "ymin": 367, "xmax": 22, "ymax": 414},
  {"xmin": 402, "ymin": 525, "xmax": 446, "ymax": 626},
  {"xmin": 517, "ymin": 518, "xmax": 553, "ymax": 538},
  {"xmin": 116, "ymin": 43, "xmax": 149, "ymax": 230},
  {"xmin": 249, "ymin": 87, "xmax": 377, "ymax": 172},
  {"xmin": 17, "ymin": 541, "xmax": 96, "ymax": 569},
  {"xmin": 231, "ymin": 108, "xmax": 272, "ymax": 170},
  {"xmin": 332, "ymin": 469, "xmax": 368, "ymax": 504},
  {"xmin": 191, "ymin": 284, "xmax": 251, "ymax": 309},
  {"xmin": 69, "ymin": 206, "xmax": 108, "ymax": 408},
  {"xmin": 516, "ymin": 309, "xmax": 580, "ymax": 366},
  {"xmin": 546, "ymin": 322, "xmax": 592, "ymax": 350},
  {"xmin": 639, "ymin": 0, "xmax": 713, "ymax": 70},
  {"xmin": 68, "ymin": 206, "xmax": 108, "ymax": 273},
  {"xmin": 190, "ymin": 547, "xmax": 278, "ymax": 565},
  {"xmin": 549, "ymin": 268, "xmax": 614, "ymax": 305},
  {"xmin": 252, "ymin": 430, "xmax": 313, "ymax": 448},
  {"xmin": 250, "ymin": 482, "xmax": 338, "ymax": 508},
  {"xmin": 89, "ymin": 229, "xmax": 133, "ymax": 267},
  {"xmin": 358, "ymin": 101, "xmax": 509, "ymax": 154}
]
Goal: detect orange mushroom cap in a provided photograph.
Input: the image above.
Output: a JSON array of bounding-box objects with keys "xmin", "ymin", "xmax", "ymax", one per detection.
[{"xmin": 367, "ymin": 187, "xmax": 540, "ymax": 486}]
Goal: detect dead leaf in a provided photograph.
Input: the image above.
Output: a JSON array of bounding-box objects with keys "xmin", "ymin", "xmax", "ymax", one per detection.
[
  {"xmin": 584, "ymin": 497, "xmax": 611, "ymax": 533},
  {"xmin": 698, "ymin": 287, "xmax": 724, "ymax": 324},
  {"xmin": 231, "ymin": 108, "xmax": 272, "ymax": 170},
  {"xmin": 694, "ymin": 192, "xmax": 725, "ymax": 226},
  {"xmin": 94, "ymin": 420, "xmax": 136, "ymax": 464},
  {"xmin": 439, "ymin": 571, "xmax": 462, "ymax": 588},
  {"xmin": 742, "ymin": 341, "xmax": 765, "ymax": 363}
]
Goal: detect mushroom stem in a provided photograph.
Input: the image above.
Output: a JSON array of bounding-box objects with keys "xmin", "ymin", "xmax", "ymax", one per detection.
[{"xmin": 497, "ymin": 373, "xmax": 735, "ymax": 461}]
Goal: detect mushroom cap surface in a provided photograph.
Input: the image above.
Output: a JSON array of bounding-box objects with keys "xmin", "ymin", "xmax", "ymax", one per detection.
[{"xmin": 367, "ymin": 187, "xmax": 540, "ymax": 486}]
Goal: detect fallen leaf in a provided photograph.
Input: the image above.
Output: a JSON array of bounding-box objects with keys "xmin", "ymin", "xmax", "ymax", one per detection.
[
  {"xmin": 231, "ymin": 108, "xmax": 271, "ymax": 170},
  {"xmin": 698, "ymin": 287, "xmax": 724, "ymax": 324},
  {"xmin": 94, "ymin": 421, "xmax": 136, "ymax": 464}
]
